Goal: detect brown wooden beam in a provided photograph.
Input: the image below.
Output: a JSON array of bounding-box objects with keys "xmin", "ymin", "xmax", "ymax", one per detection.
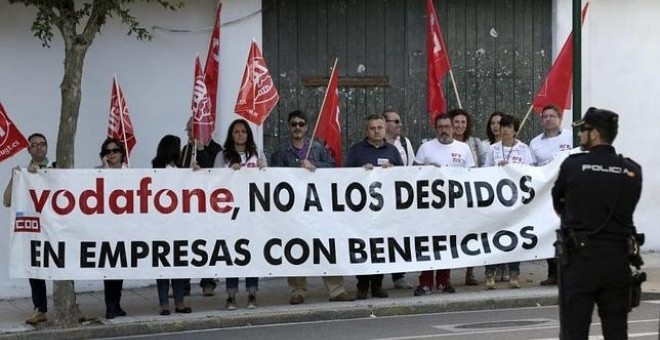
[{"xmin": 301, "ymin": 76, "xmax": 390, "ymax": 88}]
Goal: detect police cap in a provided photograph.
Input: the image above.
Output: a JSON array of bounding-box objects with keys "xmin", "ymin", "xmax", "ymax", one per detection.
[{"xmin": 573, "ymin": 107, "xmax": 619, "ymax": 136}]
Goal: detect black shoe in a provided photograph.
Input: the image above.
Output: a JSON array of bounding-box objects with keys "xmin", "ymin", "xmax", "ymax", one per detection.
[
  {"xmin": 105, "ymin": 310, "xmax": 117, "ymax": 320},
  {"xmin": 159, "ymin": 309, "xmax": 170, "ymax": 316},
  {"xmin": 116, "ymin": 306, "xmax": 127, "ymax": 317},
  {"xmin": 175, "ymin": 306, "xmax": 192, "ymax": 313},
  {"xmin": 356, "ymin": 287, "xmax": 368, "ymax": 300}
]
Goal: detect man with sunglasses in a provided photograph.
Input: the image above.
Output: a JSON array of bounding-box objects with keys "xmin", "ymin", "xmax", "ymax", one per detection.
[
  {"xmin": 382, "ymin": 109, "xmax": 415, "ymax": 290},
  {"xmin": 553, "ymin": 108, "xmax": 642, "ymax": 339},
  {"xmin": 3, "ymin": 133, "xmax": 52, "ymax": 325},
  {"xmin": 270, "ymin": 110, "xmax": 355, "ymax": 305}
]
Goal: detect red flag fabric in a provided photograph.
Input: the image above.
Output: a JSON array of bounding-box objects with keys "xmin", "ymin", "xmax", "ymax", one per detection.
[
  {"xmin": 532, "ymin": 3, "xmax": 590, "ymax": 114},
  {"xmin": 191, "ymin": 56, "xmax": 214, "ymax": 145},
  {"xmin": 234, "ymin": 41, "xmax": 280, "ymax": 126},
  {"xmin": 204, "ymin": 3, "xmax": 222, "ymax": 129},
  {"xmin": 108, "ymin": 77, "xmax": 137, "ymax": 156},
  {"xmin": 314, "ymin": 61, "xmax": 343, "ymax": 167},
  {"xmin": 426, "ymin": 0, "xmax": 452, "ymax": 124},
  {"xmin": 0, "ymin": 103, "xmax": 29, "ymax": 163}
]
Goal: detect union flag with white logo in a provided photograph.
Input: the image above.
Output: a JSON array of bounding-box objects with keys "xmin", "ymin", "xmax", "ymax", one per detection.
[
  {"xmin": 426, "ymin": 0, "xmax": 451, "ymax": 124},
  {"xmin": 234, "ymin": 40, "xmax": 280, "ymax": 126},
  {"xmin": 0, "ymin": 103, "xmax": 29, "ymax": 164},
  {"xmin": 312, "ymin": 59, "xmax": 343, "ymax": 167},
  {"xmin": 108, "ymin": 77, "xmax": 137, "ymax": 158},
  {"xmin": 191, "ymin": 56, "xmax": 214, "ymax": 145}
]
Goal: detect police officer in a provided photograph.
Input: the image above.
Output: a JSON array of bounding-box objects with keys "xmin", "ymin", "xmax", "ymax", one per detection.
[{"xmin": 552, "ymin": 107, "xmax": 642, "ymax": 339}]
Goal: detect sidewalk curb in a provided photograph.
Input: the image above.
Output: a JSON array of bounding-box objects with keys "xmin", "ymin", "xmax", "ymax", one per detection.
[{"xmin": 0, "ymin": 294, "xmax": 560, "ymax": 340}]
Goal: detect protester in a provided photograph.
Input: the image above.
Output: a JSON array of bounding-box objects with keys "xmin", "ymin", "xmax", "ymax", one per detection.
[
  {"xmin": 382, "ymin": 108, "xmax": 414, "ymax": 289},
  {"xmin": 215, "ymin": 119, "xmax": 264, "ymax": 309},
  {"xmin": 152, "ymin": 135, "xmax": 193, "ymax": 315},
  {"xmin": 553, "ymin": 108, "xmax": 642, "ymax": 339},
  {"xmin": 529, "ymin": 104, "xmax": 573, "ymax": 286},
  {"xmin": 270, "ymin": 110, "xmax": 356, "ymax": 304},
  {"xmin": 413, "ymin": 113, "xmax": 475, "ymax": 296},
  {"xmin": 95, "ymin": 138, "xmax": 130, "ymax": 319},
  {"xmin": 180, "ymin": 117, "xmax": 222, "ymax": 296},
  {"xmin": 345, "ymin": 114, "xmax": 403, "ymax": 299},
  {"xmin": 483, "ymin": 114, "xmax": 535, "ymax": 290},
  {"xmin": 3, "ymin": 133, "xmax": 52, "ymax": 325},
  {"xmin": 448, "ymin": 108, "xmax": 488, "ymax": 286}
]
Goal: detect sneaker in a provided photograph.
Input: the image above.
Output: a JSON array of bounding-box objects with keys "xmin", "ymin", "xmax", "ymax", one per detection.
[
  {"xmin": 202, "ymin": 286, "xmax": 215, "ymax": 297},
  {"xmin": 440, "ymin": 283, "xmax": 456, "ymax": 293},
  {"xmin": 225, "ymin": 296, "xmax": 237, "ymax": 310},
  {"xmin": 413, "ymin": 285, "xmax": 431, "ymax": 296},
  {"xmin": 247, "ymin": 294, "xmax": 257, "ymax": 309},
  {"xmin": 485, "ymin": 273, "xmax": 496, "ymax": 290},
  {"xmin": 465, "ymin": 273, "xmax": 479, "ymax": 286},
  {"xmin": 329, "ymin": 292, "xmax": 355, "ymax": 302},
  {"xmin": 509, "ymin": 273, "xmax": 520, "ymax": 289},
  {"xmin": 540, "ymin": 277, "xmax": 557, "ymax": 286},
  {"xmin": 290, "ymin": 294, "xmax": 305, "ymax": 305},
  {"xmin": 393, "ymin": 277, "xmax": 413, "ymax": 289},
  {"xmin": 25, "ymin": 310, "xmax": 47, "ymax": 325}
]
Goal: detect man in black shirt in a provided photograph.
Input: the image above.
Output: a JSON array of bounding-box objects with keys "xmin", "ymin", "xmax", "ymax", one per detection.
[{"xmin": 552, "ymin": 108, "xmax": 642, "ymax": 339}]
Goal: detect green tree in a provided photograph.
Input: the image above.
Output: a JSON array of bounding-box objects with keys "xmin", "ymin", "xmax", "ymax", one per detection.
[{"xmin": 8, "ymin": 0, "xmax": 183, "ymax": 327}]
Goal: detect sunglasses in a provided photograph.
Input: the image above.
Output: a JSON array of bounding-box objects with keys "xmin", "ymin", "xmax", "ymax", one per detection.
[
  {"xmin": 104, "ymin": 148, "xmax": 122, "ymax": 155},
  {"xmin": 386, "ymin": 119, "xmax": 401, "ymax": 124},
  {"xmin": 290, "ymin": 121, "xmax": 306, "ymax": 128}
]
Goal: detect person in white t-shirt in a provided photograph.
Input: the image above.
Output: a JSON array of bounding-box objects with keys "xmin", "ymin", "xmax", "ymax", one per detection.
[
  {"xmin": 530, "ymin": 104, "xmax": 573, "ymax": 166},
  {"xmin": 529, "ymin": 104, "xmax": 573, "ymax": 286},
  {"xmin": 413, "ymin": 114, "xmax": 475, "ymax": 296},
  {"xmin": 483, "ymin": 114, "xmax": 535, "ymax": 290}
]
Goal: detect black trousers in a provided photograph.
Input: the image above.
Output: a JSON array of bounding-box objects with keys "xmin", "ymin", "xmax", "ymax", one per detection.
[
  {"xmin": 29, "ymin": 278, "xmax": 47, "ymax": 313},
  {"xmin": 560, "ymin": 241, "xmax": 631, "ymax": 340},
  {"xmin": 104, "ymin": 280, "xmax": 124, "ymax": 312},
  {"xmin": 356, "ymin": 274, "xmax": 384, "ymax": 290}
]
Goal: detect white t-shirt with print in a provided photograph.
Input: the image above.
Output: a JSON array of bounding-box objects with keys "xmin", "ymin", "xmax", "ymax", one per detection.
[
  {"xmin": 485, "ymin": 140, "xmax": 536, "ymax": 166},
  {"xmin": 414, "ymin": 139, "xmax": 475, "ymax": 168},
  {"xmin": 529, "ymin": 128, "xmax": 573, "ymax": 166}
]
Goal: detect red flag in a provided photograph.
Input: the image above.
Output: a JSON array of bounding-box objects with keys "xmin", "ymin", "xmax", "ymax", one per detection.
[
  {"xmin": 313, "ymin": 59, "xmax": 342, "ymax": 167},
  {"xmin": 234, "ymin": 41, "xmax": 279, "ymax": 126},
  {"xmin": 108, "ymin": 77, "xmax": 137, "ymax": 156},
  {"xmin": 427, "ymin": 0, "xmax": 452, "ymax": 124},
  {"xmin": 191, "ymin": 56, "xmax": 214, "ymax": 145},
  {"xmin": 204, "ymin": 3, "xmax": 222, "ymax": 129},
  {"xmin": 0, "ymin": 103, "xmax": 29, "ymax": 164},
  {"xmin": 532, "ymin": 2, "xmax": 590, "ymax": 114}
]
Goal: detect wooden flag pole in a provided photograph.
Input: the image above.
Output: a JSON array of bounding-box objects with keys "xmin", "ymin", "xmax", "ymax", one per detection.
[
  {"xmin": 448, "ymin": 69, "xmax": 463, "ymax": 109},
  {"xmin": 306, "ymin": 58, "xmax": 339, "ymax": 161},
  {"xmin": 115, "ymin": 75, "xmax": 131, "ymax": 168},
  {"xmin": 517, "ymin": 104, "xmax": 535, "ymax": 132}
]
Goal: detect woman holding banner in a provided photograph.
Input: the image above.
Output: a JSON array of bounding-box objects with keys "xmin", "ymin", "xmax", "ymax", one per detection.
[
  {"xmin": 151, "ymin": 135, "xmax": 194, "ymax": 315},
  {"xmin": 214, "ymin": 119, "xmax": 265, "ymax": 309},
  {"xmin": 97, "ymin": 138, "xmax": 129, "ymax": 319}
]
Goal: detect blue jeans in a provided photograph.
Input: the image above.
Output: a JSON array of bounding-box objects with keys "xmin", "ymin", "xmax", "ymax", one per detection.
[
  {"xmin": 486, "ymin": 262, "xmax": 520, "ymax": 275},
  {"xmin": 226, "ymin": 277, "xmax": 258, "ymax": 294},
  {"xmin": 157, "ymin": 279, "xmax": 186, "ymax": 306}
]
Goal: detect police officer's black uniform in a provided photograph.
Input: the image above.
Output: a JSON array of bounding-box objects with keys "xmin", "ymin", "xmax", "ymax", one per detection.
[{"xmin": 552, "ymin": 108, "xmax": 642, "ymax": 339}]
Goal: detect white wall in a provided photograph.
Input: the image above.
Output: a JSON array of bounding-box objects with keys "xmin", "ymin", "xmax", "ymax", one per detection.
[
  {"xmin": 554, "ymin": 0, "xmax": 660, "ymax": 250},
  {"xmin": 0, "ymin": 0, "xmax": 261, "ymax": 298}
]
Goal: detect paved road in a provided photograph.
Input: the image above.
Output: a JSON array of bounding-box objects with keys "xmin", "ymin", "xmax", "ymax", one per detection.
[{"xmin": 102, "ymin": 300, "xmax": 660, "ymax": 340}]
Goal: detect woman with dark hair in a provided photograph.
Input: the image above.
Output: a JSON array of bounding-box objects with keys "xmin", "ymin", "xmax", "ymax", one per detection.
[
  {"xmin": 483, "ymin": 114, "xmax": 536, "ymax": 290},
  {"xmin": 96, "ymin": 138, "xmax": 127, "ymax": 319},
  {"xmin": 485, "ymin": 111, "xmax": 505, "ymax": 145},
  {"xmin": 214, "ymin": 119, "xmax": 265, "ymax": 310},
  {"xmin": 214, "ymin": 119, "xmax": 266, "ymax": 169},
  {"xmin": 151, "ymin": 135, "xmax": 193, "ymax": 315}
]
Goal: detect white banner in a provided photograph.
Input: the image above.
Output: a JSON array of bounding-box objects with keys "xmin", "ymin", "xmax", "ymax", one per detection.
[{"xmin": 9, "ymin": 153, "xmax": 567, "ymax": 280}]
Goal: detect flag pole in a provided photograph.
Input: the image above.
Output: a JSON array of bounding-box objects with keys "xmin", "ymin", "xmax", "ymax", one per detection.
[
  {"xmin": 115, "ymin": 75, "xmax": 131, "ymax": 168},
  {"xmin": 517, "ymin": 104, "xmax": 535, "ymax": 133},
  {"xmin": 191, "ymin": 139, "xmax": 197, "ymax": 168},
  {"xmin": 306, "ymin": 58, "xmax": 339, "ymax": 161},
  {"xmin": 448, "ymin": 69, "xmax": 462, "ymax": 109}
]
